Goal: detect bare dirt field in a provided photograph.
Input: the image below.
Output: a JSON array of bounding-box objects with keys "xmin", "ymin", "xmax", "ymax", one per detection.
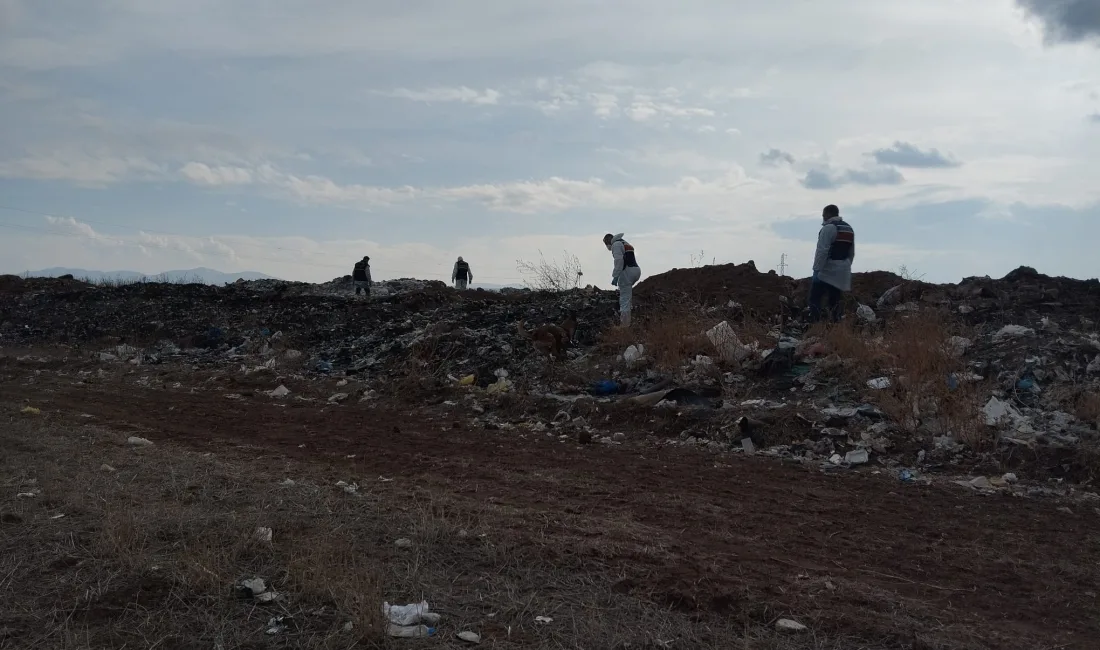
[{"xmin": 3, "ymin": 371, "xmax": 1098, "ymax": 650}]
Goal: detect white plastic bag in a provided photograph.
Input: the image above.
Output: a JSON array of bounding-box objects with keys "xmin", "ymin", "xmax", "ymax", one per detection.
[{"xmin": 705, "ymin": 321, "xmax": 751, "ymax": 363}]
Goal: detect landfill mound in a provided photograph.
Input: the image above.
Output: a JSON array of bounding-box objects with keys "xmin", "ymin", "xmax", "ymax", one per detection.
[
  {"xmin": 4, "ymin": 264, "xmax": 1100, "ymax": 484},
  {"xmin": 634, "ymin": 261, "xmax": 797, "ymax": 313},
  {"xmin": 0, "ymin": 276, "xmax": 617, "ymax": 385},
  {"xmin": 638, "ymin": 263, "xmax": 1100, "ymax": 321}
]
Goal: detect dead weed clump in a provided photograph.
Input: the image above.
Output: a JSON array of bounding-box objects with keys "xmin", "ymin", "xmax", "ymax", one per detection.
[
  {"xmin": 599, "ymin": 308, "xmax": 767, "ymax": 375},
  {"xmin": 818, "ymin": 311, "xmax": 990, "ymax": 449}
]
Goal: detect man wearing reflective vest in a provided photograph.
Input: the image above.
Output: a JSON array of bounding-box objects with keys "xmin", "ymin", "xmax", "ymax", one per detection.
[
  {"xmin": 809, "ymin": 205, "xmax": 854, "ymax": 323},
  {"xmin": 452, "ymin": 256, "xmax": 473, "ymax": 290},
  {"xmin": 603, "ymin": 232, "xmax": 642, "ymax": 327},
  {"xmin": 352, "ymin": 256, "xmax": 371, "ymax": 297}
]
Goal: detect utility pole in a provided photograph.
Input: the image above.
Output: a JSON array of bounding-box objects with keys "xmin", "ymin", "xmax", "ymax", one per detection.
[{"xmin": 778, "ymin": 253, "xmax": 788, "ymax": 277}]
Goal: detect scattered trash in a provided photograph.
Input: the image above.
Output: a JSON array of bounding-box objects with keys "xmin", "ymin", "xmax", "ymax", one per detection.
[
  {"xmin": 394, "ymin": 538, "xmax": 414, "ymax": 548},
  {"xmin": 266, "ymin": 616, "xmax": 291, "ymax": 635},
  {"xmin": 623, "ymin": 344, "xmax": 645, "ymax": 363},
  {"xmin": 384, "ymin": 601, "xmax": 440, "ymax": 637},
  {"xmin": 126, "ymin": 436, "xmax": 154, "ymax": 446},
  {"xmin": 457, "ymin": 631, "xmax": 481, "ymax": 644},
  {"xmin": 845, "ymin": 449, "xmax": 869, "ymax": 465},
  {"xmin": 534, "ymin": 616, "xmax": 554, "ymax": 625},
  {"xmin": 239, "ymin": 578, "xmax": 267, "ymax": 596},
  {"xmin": 967, "ymin": 476, "xmax": 993, "ymax": 490},
  {"xmin": 776, "ymin": 618, "xmax": 808, "ymax": 633},
  {"xmin": 328, "ymin": 392, "xmax": 349, "ymax": 403},
  {"xmin": 706, "ymin": 321, "xmax": 753, "ymax": 363},
  {"xmin": 899, "ymin": 469, "xmax": 914, "ymax": 482},
  {"xmin": 876, "ymin": 285, "xmax": 902, "ymax": 309},
  {"xmin": 16, "ymin": 490, "xmax": 39, "ymax": 499},
  {"xmin": 866, "ymin": 377, "xmax": 892, "ymax": 390},
  {"xmin": 335, "ymin": 481, "xmax": 359, "ymax": 495},
  {"xmin": 100, "ymin": 464, "xmax": 116, "ymax": 472},
  {"xmin": 741, "ymin": 438, "xmax": 755, "ymax": 455},
  {"xmin": 1002, "ymin": 473, "xmax": 1018, "ymax": 484},
  {"xmin": 993, "ymin": 325, "xmax": 1035, "ymax": 341},
  {"xmin": 268, "ymin": 385, "xmax": 291, "ymax": 398},
  {"xmin": 588, "ymin": 380, "xmax": 620, "ymax": 396},
  {"xmin": 254, "ymin": 527, "xmax": 273, "ymax": 543},
  {"xmin": 388, "ymin": 624, "xmax": 435, "ymax": 638},
  {"xmin": 457, "ymin": 374, "xmax": 476, "ymax": 386},
  {"xmin": 945, "ymin": 336, "xmax": 972, "ymax": 358},
  {"xmin": 20, "ymin": 406, "xmax": 40, "ymax": 415},
  {"xmin": 486, "ymin": 378, "xmax": 513, "ymax": 394},
  {"xmin": 983, "ymin": 397, "xmax": 1022, "ymax": 427}
]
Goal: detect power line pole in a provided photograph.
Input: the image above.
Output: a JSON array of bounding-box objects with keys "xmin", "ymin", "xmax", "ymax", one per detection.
[{"xmin": 778, "ymin": 253, "xmax": 788, "ymax": 277}]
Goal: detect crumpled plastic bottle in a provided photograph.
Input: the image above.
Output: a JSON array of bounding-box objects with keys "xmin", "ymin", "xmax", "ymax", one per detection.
[{"xmin": 387, "ymin": 624, "xmax": 435, "ymax": 638}]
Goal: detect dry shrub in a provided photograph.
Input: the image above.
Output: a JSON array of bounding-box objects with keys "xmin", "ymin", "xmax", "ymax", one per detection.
[
  {"xmin": 819, "ymin": 310, "xmax": 990, "ymax": 448},
  {"xmin": 516, "ymin": 250, "xmax": 584, "ymax": 291},
  {"xmin": 392, "ymin": 333, "xmax": 455, "ymax": 398},
  {"xmin": 1075, "ymin": 391, "xmax": 1100, "ymax": 426},
  {"xmin": 598, "ymin": 310, "xmax": 713, "ymax": 372}
]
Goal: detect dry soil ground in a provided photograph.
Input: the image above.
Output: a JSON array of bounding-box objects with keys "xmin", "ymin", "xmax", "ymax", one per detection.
[{"xmin": 1, "ymin": 363, "xmax": 1098, "ymax": 649}]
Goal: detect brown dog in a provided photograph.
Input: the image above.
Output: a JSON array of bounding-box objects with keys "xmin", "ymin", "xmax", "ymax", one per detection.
[{"xmin": 516, "ymin": 313, "xmax": 577, "ymax": 360}]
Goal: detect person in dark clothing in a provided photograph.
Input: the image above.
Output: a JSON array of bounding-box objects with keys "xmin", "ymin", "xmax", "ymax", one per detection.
[
  {"xmin": 352, "ymin": 256, "xmax": 371, "ymax": 297},
  {"xmin": 808, "ymin": 204, "xmax": 854, "ymax": 323},
  {"xmin": 452, "ymin": 256, "xmax": 473, "ymax": 290}
]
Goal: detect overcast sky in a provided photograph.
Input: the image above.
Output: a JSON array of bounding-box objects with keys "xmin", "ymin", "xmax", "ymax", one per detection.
[{"xmin": 1, "ymin": 0, "xmax": 1099, "ymax": 285}]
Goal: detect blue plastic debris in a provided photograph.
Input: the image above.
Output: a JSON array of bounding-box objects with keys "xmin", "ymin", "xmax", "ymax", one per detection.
[{"xmin": 589, "ymin": 380, "xmax": 620, "ymax": 396}]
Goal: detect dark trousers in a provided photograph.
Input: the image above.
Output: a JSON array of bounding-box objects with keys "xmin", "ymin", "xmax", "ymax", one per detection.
[{"xmin": 808, "ymin": 280, "xmax": 843, "ymax": 323}]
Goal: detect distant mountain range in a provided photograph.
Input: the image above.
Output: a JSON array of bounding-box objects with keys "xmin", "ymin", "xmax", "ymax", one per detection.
[{"xmin": 27, "ymin": 267, "xmax": 277, "ymax": 286}]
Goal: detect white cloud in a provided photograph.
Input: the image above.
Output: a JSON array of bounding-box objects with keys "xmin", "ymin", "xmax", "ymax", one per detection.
[
  {"xmin": 0, "ymin": 148, "xmax": 162, "ymax": 185},
  {"xmin": 380, "ymin": 86, "xmax": 502, "ymax": 105},
  {"xmin": 179, "ymin": 162, "xmax": 253, "ymax": 186},
  {"xmin": 3, "ymin": 0, "xmax": 1100, "ymax": 288}
]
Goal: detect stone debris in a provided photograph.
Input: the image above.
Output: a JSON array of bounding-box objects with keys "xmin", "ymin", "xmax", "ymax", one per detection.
[
  {"xmin": 776, "ymin": 618, "xmax": 808, "ymax": 633},
  {"xmin": 126, "ymin": 436, "xmax": 154, "ymax": 446},
  {"xmin": 457, "ymin": 631, "xmax": 481, "ymax": 644}
]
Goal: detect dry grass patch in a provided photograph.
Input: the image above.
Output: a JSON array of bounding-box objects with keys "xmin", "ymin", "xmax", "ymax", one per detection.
[{"xmin": 814, "ymin": 311, "xmax": 990, "ymax": 448}]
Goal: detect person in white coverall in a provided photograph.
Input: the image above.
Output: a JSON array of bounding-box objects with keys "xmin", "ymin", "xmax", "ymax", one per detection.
[{"xmin": 603, "ymin": 232, "xmax": 642, "ymax": 327}]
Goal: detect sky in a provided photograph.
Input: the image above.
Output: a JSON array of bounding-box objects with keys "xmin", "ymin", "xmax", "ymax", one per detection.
[{"xmin": 1, "ymin": 0, "xmax": 1099, "ymax": 287}]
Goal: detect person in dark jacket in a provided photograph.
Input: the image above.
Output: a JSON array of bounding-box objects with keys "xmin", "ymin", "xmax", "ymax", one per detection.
[
  {"xmin": 808, "ymin": 205, "xmax": 854, "ymax": 322},
  {"xmin": 452, "ymin": 256, "xmax": 473, "ymax": 290},
  {"xmin": 352, "ymin": 256, "xmax": 371, "ymax": 297}
]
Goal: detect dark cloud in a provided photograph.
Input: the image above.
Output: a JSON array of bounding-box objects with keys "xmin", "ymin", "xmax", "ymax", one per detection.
[
  {"xmin": 870, "ymin": 141, "xmax": 960, "ymax": 168},
  {"xmin": 759, "ymin": 148, "xmax": 795, "ymax": 166},
  {"xmin": 1017, "ymin": 0, "xmax": 1100, "ymax": 45},
  {"xmin": 800, "ymin": 164, "xmax": 904, "ymax": 190}
]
